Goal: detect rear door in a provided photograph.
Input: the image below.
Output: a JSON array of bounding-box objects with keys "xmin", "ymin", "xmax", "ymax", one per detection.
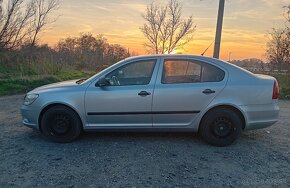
[{"xmin": 152, "ymin": 57, "xmax": 227, "ymax": 127}]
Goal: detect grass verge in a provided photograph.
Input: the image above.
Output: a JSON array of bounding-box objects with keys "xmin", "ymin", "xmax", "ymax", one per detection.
[{"xmin": 0, "ymin": 70, "xmax": 94, "ymax": 96}]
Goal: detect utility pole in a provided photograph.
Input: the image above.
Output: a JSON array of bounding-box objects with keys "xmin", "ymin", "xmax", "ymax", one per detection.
[
  {"xmin": 228, "ymin": 52, "xmax": 232, "ymax": 62},
  {"xmin": 213, "ymin": 0, "xmax": 225, "ymax": 59}
]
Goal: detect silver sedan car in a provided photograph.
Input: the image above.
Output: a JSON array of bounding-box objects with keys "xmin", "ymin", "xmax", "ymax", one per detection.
[{"xmin": 20, "ymin": 55, "xmax": 279, "ymax": 146}]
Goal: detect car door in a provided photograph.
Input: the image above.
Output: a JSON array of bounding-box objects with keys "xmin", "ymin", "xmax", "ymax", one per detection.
[
  {"xmin": 152, "ymin": 57, "xmax": 227, "ymax": 127},
  {"xmin": 85, "ymin": 58, "xmax": 159, "ymax": 127}
]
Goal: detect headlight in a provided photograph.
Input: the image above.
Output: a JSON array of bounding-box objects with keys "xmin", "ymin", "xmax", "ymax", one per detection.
[{"xmin": 24, "ymin": 94, "xmax": 39, "ymax": 105}]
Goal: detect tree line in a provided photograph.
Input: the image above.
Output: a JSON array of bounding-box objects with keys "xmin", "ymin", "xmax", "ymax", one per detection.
[
  {"xmin": 1, "ymin": 0, "xmax": 290, "ymax": 75},
  {"xmin": 56, "ymin": 33, "xmax": 130, "ymax": 69},
  {"xmin": 0, "ymin": 33, "xmax": 131, "ymax": 74},
  {"xmin": 0, "ymin": 1, "xmax": 131, "ymax": 74}
]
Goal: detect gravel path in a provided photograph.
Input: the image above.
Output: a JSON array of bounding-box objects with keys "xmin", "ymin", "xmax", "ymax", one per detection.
[{"xmin": 0, "ymin": 95, "xmax": 289, "ymax": 187}]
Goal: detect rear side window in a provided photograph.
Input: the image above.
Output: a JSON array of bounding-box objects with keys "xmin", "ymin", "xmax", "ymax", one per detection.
[
  {"xmin": 162, "ymin": 59, "xmax": 225, "ymax": 84},
  {"xmin": 201, "ymin": 63, "xmax": 225, "ymax": 82}
]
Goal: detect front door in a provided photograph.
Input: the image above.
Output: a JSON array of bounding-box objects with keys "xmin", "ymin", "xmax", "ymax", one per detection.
[
  {"xmin": 85, "ymin": 59, "xmax": 159, "ymax": 127},
  {"xmin": 152, "ymin": 58, "xmax": 227, "ymax": 127}
]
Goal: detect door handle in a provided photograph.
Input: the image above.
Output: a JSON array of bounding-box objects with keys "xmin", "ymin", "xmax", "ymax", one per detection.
[
  {"xmin": 138, "ymin": 91, "xmax": 151, "ymax": 96},
  {"xmin": 202, "ymin": 89, "xmax": 216, "ymax": 94}
]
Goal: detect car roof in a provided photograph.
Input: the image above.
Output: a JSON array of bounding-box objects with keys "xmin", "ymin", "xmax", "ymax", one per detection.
[
  {"xmin": 128, "ymin": 54, "xmax": 205, "ymax": 59},
  {"xmin": 126, "ymin": 54, "xmax": 226, "ymax": 67},
  {"xmin": 127, "ymin": 54, "xmax": 221, "ymax": 63},
  {"xmin": 126, "ymin": 54, "xmax": 255, "ymax": 76}
]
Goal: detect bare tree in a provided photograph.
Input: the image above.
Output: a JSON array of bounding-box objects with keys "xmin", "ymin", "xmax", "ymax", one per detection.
[
  {"xmin": 0, "ymin": 0, "xmax": 59, "ymax": 50},
  {"xmin": 0, "ymin": 0, "xmax": 30, "ymax": 49},
  {"xmin": 140, "ymin": 0, "xmax": 196, "ymax": 54},
  {"xmin": 30, "ymin": 0, "xmax": 59, "ymax": 47},
  {"xmin": 266, "ymin": 28, "xmax": 290, "ymax": 72},
  {"xmin": 285, "ymin": 4, "xmax": 290, "ymax": 24},
  {"xmin": 0, "ymin": 0, "xmax": 2, "ymax": 18},
  {"xmin": 266, "ymin": 4, "xmax": 290, "ymax": 72}
]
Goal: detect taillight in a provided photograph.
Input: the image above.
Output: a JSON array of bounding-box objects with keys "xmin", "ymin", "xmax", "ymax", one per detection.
[{"xmin": 272, "ymin": 80, "xmax": 279, "ymax": 99}]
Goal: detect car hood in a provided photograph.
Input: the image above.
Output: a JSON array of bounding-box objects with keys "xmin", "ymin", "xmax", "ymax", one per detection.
[{"xmin": 31, "ymin": 79, "xmax": 80, "ymax": 93}]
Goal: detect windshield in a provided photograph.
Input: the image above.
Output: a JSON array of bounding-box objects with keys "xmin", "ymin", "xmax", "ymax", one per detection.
[{"xmin": 82, "ymin": 59, "xmax": 126, "ymax": 84}]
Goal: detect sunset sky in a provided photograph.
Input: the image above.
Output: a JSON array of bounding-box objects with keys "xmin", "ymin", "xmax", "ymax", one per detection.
[{"xmin": 40, "ymin": 0, "xmax": 289, "ymax": 61}]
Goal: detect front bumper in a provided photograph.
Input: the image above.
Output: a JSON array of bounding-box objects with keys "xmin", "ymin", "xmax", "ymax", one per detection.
[{"xmin": 20, "ymin": 105, "xmax": 39, "ymax": 130}]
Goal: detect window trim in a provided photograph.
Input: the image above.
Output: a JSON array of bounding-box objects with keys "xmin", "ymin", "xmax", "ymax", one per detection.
[
  {"xmin": 161, "ymin": 59, "xmax": 225, "ymax": 84},
  {"xmin": 104, "ymin": 59, "xmax": 157, "ymax": 87}
]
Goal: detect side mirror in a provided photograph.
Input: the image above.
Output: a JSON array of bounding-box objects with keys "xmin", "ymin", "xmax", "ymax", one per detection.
[{"xmin": 96, "ymin": 77, "xmax": 110, "ymax": 87}]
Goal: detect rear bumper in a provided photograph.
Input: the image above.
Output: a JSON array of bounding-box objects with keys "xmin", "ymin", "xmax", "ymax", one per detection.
[
  {"xmin": 240, "ymin": 102, "xmax": 279, "ymax": 130},
  {"xmin": 245, "ymin": 120, "xmax": 278, "ymax": 130}
]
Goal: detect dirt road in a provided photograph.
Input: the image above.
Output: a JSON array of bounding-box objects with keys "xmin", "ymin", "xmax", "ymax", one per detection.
[{"xmin": 0, "ymin": 95, "xmax": 289, "ymax": 187}]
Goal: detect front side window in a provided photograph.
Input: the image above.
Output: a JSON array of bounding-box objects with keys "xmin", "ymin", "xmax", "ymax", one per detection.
[
  {"xmin": 162, "ymin": 59, "xmax": 225, "ymax": 84},
  {"xmin": 106, "ymin": 59, "xmax": 156, "ymax": 86}
]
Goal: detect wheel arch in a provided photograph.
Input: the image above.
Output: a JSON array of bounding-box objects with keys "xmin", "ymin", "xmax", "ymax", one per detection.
[
  {"xmin": 199, "ymin": 104, "xmax": 246, "ymax": 131},
  {"xmin": 38, "ymin": 102, "xmax": 84, "ymax": 132}
]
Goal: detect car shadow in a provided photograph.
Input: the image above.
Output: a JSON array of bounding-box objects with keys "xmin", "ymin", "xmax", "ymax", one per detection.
[
  {"xmin": 22, "ymin": 127, "xmax": 274, "ymax": 150},
  {"xmin": 79, "ymin": 131, "xmax": 202, "ymax": 143}
]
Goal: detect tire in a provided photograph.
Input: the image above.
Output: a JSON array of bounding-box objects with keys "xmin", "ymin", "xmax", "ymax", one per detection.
[
  {"xmin": 40, "ymin": 105, "xmax": 82, "ymax": 143},
  {"xmin": 199, "ymin": 108, "xmax": 242, "ymax": 147}
]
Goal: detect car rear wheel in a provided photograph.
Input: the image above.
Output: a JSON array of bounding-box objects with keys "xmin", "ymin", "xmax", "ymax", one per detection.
[
  {"xmin": 40, "ymin": 105, "xmax": 82, "ymax": 143},
  {"xmin": 199, "ymin": 108, "xmax": 242, "ymax": 146}
]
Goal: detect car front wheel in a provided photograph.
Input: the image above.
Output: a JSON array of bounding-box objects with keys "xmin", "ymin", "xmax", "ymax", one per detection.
[
  {"xmin": 199, "ymin": 108, "xmax": 242, "ymax": 147},
  {"xmin": 40, "ymin": 105, "xmax": 82, "ymax": 143}
]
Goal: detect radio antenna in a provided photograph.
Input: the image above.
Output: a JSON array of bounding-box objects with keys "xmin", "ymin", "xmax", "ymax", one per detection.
[{"xmin": 201, "ymin": 41, "xmax": 214, "ymax": 56}]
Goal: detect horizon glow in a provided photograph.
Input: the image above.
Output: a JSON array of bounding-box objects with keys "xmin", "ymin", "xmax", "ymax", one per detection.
[{"xmin": 40, "ymin": 0, "xmax": 288, "ymax": 61}]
